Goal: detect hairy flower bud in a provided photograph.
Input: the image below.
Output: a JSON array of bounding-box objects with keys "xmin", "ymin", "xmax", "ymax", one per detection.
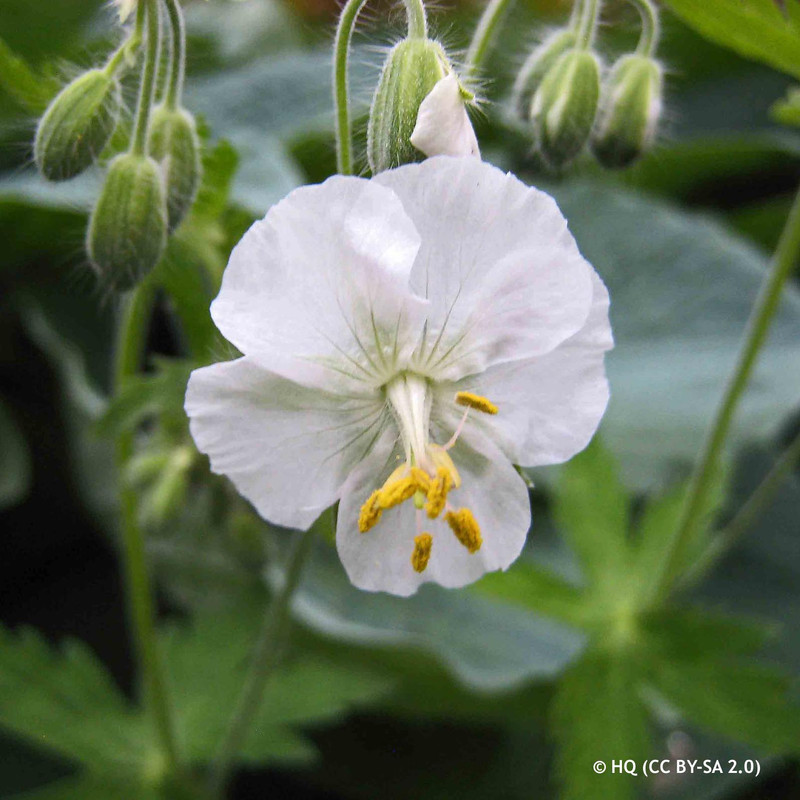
[
  {"xmin": 367, "ymin": 37, "xmax": 449, "ymax": 173},
  {"xmin": 512, "ymin": 29, "xmax": 577, "ymax": 120},
  {"xmin": 531, "ymin": 48, "xmax": 600, "ymax": 168},
  {"xmin": 34, "ymin": 69, "xmax": 121, "ymax": 182},
  {"xmin": 87, "ymin": 153, "xmax": 167, "ymax": 291},
  {"xmin": 591, "ymin": 54, "xmax": 662, "ymax": 169},
  {"xmin": 147, "ymin": 105, "xmax": 202, "ymax": 231}
]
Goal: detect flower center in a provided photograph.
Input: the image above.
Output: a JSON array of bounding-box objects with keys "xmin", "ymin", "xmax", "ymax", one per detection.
[{"xmin": 358, "ymin": 373, "xmax": 498, "ymax": 574}]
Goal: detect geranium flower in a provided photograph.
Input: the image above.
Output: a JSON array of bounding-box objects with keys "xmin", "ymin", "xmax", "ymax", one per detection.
[{"xmin": 185, "ymin": 156, "xmax": 612, "ymax": 596}]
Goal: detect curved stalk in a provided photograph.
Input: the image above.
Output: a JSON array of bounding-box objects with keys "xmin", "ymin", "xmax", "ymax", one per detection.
[
  {"xmin": 630, "ymin": 0, "xmax": 660, "ymax": 56},
  {"xmin": 465, "ymin": 0, "xmax": 517, "ymax": 79},
  {"xmin": 208, "ymin": 523, "xmax": 317, "ymax": 798},
  {"xmin": 116, "ymin": 284, "xmax": 182, "ymax": 771},
  {"xmin": 577, "ymin": 0, "xmax": 601, "ymax": 48},
  {"xmin": 162, "ymin": 0, "xmax": 186, "ymax": 109},
  {"xmin": 130, "ymin": 0, "xmax": 161, "ymax": 156},
  {"xmin": 653, "ymin": 183, "xmax": 800, "ymax": 599}
]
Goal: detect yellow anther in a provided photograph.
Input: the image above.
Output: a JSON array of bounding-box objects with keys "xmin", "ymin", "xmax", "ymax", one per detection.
[
  {"xmin": 358, "ymin": 490, "xmax": 383, "ymax": 533},
  {"xmin": 411, "ymin": 533, "xmax": 433, "ymax": 573},
  {"xmin": 377, "ymin": 475, "xmax": 417, "ymax": 509},
  {"xmin": 428, "ymin": 444, "xmax": 461, "ymax": 488},
  {"xmin": 425, "ymin": 467, "xmax": 452, "ymax": 519},
  {"xmin": 409, "ymin": 467, "xmax": 431, "ymax": 493},
  {"xmin": 455, "ymin": 391, "xmax": 498, "ymax": 415},
  {"xmin": 444, "ymin": 508, "xmax": 483, "ymax": 553}
]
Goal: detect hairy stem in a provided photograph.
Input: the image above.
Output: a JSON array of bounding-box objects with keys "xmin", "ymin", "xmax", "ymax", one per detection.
[
  {"xmin": 577, "ymin": 0, "xmax": 601, "ymax": 48},
  {"xmin": 653, "ymin": 183, "xmax": 800, "ymax": 598},
  {"xmin": 162, "ymin": 0, "xmax": 186, "ymax": 109},
  {"xmin": 116, "ymin": 284, "xmax": 182, "ymax": 771},
  {"xmin": 130, "ymin": 0, "xmax": 161, "ymax": 156},
  {"xmin": 630, "ymin": 0, "xmax": 660, "ymax": 56},
  {"xmin": 465, "ymin": 0, "xmax": 517, "ymax": 79},
  {"xmin": 208, "ymin": 523, "xmax": 317, "ymax": 797}
]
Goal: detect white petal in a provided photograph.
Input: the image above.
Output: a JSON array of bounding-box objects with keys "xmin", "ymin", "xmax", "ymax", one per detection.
[
  {"xmin": 336, "ymin": 424, "xmax": 530, "ymax": 596},
  {"xmin": 410, "ymin": 74, "xmax": 481, "ymax": 159},
  {"xmin": 375, "ymin": 157, "xmax": 595, "ymax": 382},
  {"xmin": 456, "ymin": 270, "xmax": 613, "ymax": 466},
  {"xmin": 211, "ymin": 175, "xmax": 428, "ymax": 391},
  {"xmin": 185, "ymin": 357, "xmax": 390, "ymax": 530}
]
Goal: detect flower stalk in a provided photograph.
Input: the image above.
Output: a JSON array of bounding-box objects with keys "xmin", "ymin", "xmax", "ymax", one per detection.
[
  {"xmin": 630, "ymin": 0, "xmax": 660, "ymax": 57},
  {"xmin": 131, "ymin": 0, "xmax": 161, "ymax": 156},
  {"xmin": 465, "ymin": 0, "xmax": 517, "ymax": 79},
  {"xmin": 162, "ymin": 0, "xmax": 186, "ymax": 110},
  {"xmin": 116, "ymin": 283, "xmax": 182, "ymax": 772},
  {"xmin": 208, "ymin": 522, "xmax": 318, "ymax": 798},
  {"xmin": 654, "ymin": 181, "xmax": 800, "ymax": 599}
]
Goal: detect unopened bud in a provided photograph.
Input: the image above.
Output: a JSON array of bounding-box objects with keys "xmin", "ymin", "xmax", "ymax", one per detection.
[
  {"xmin": 512, "ymin": 29, "xmax": 577, "ymax": 120},
  {"xmin": 531, "ymin": 48, "xmax": 600, "ymax": 168},
  {"xmin": 87, "ymin": 153, "xmax": 167, "ymax": 291},
  {"xmin": 34, "ymin": 69, "xmax": 121, "ymax": 181},
  {"xmin": 592, "ymin": 55, "xmax": 662, "ymax": 168},
  {"xmin": 147, "ymin": 105, "xmax": 202, "ymax": 231},
  {"xmin": 367, "ymin": 37, "xmax": 449, "ymax": 173}
]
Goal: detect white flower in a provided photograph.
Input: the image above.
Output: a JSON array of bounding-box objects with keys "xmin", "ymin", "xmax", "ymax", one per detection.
[
  {"xmin": 185, "ymin": 156, "xmax": 612, "ymax": 596},
  {"xmin": 410, "ymin": 73, "xmax": 480, "ymax": 159}
]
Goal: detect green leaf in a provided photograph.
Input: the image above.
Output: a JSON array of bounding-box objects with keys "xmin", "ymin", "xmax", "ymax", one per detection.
[
  {"xmin": 661, "ymin": 0, "xmax": 800, "ymax": 80},
  {"xmin": 0, "ymin": 626, "xmax": 150, "ymax": 773},
  {"xmin": 0, "ymin": 396, "xmax": 32, "ymax": 510},
  {"xmin": 771, "ymin": 86, "xmax": 800, "ymax": 126},
  {"xmin": 550, "ymin": 182, "xmax": 800, "ymax": 490},
  {"xmin": 650, "ymin": 659, "xmax": 800, "ymax": 753},
  {"xmin": 0, "ymin": 36, "xmax": 58, "ymax": 112},
  {"xmin": 289, "ymin": 539, "xmax": 585, "ymax": 690},
  {"xmin": 473, "ymin": 559, "xmax": 589, "ymax": 629},
  {"xmin": 552, "ymin": 438, "xmax": 630, "ymax": 593},
  {"xmin": 161, "ymin": 609, "xmax": 392, "ymax": 766},
  {"xmin": 551, "ymin": 649, "xmax": 651, "ymax": 800}
]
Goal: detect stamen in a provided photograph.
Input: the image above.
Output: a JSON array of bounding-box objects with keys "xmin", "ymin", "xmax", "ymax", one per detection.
[
  {"xmin": 455, "ymin": 391, "xmax": 498, "ymax": 415},
  {"xmin": 409, "ymin": 467, "xmax": 431, "ymax": 493},
  {"xmin": 411, "ymin": 533, "xmax": 433, "ymax": 573},
  {"xmin": 358, "ymin": 490, "xmax": 383, "ymax": 533},
  {"xmin": 377, "ymin": 475, "xmax": 417, "ymax": 509},
  {"xmin": 444, "ymin": 508, "xmax": 483, "ymax": 553},
  {"xmin": 425, "ymin": 467, "xmax": 452, "ymax": 519}
]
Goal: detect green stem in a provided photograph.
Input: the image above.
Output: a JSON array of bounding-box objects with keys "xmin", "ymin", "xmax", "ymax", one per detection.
[
  {"xmin": 208, "ymin": 523, "xmax": 317, "ymax": 798},
  {"xmin": 680, "ymin": 427, "xmax": 800, "ymax": 589},
  {"xmin": 333, "ymin": 0, "xmax": 369, "ymax": 175},
  {"xmin": 162, "ymin": 0, "xmax": 186, "ymax": 110},
  {"xmin": 404, "ymin": 0, "xmax": 428, "ymax": 38},
  {"xmin": 577, "ymin": 0, "xmax": 601, "ymax": 48},
  {"xmin": 465, "ymin": 0, "xmax": 517, "ymax": 79},
  {"xmin": 653, "ymin": 183, "xmax": 800, "ymax": 599},
  {"xmin": 630, "ymin": 0, "xmax": 660, "ymax": 56},
  {"xmin": 116, "ymin": 284, "xmax": 182, "ymax": 771},
  {"xmin": 130, "ymin": 0, "xmax": 161, "ymax": 156},
  {"xmin": 104, "ymin": 1, "xmax": 146, "ymax": 76}
]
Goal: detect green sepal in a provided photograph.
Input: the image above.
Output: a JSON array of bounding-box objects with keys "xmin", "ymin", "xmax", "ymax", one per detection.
[{"xmin": 34, "ymin": 69, "xmax": 121, "ymax": 181}]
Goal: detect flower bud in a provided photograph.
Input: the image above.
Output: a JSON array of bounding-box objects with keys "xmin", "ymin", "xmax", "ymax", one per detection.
[
  {"xmin": 591, "ymin": 55, "xmax": 662, "ymax": 169},
  {"xmin": 34, "ymin": 69, "xmax": 121, "ymax": 181},
  {"xmin": 87, "ymin": 153, "xmax": 167, "ymax": 291},
  {"xmin": 367, "ymin": 37, "xmax": 449, "ymax": 173},
  {"xmin": 531, "ymin": 48, "xmax": 600, "ymax": 168},
  {"xmin": 512, "ymin": 29, "xmax": 577, "ymax": 120},
  {"xmin": 147, "ymin": 105, "xmax": 202, "ymax": 231}
]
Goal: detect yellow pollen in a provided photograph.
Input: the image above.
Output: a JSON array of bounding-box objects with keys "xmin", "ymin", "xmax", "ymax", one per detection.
[
  {"xmin": 358, "ymin": 490, "xmax": 383, "ymax": 533},
  {"xmin": 425, "ymin": 467, "xmax": 452, "ymax": 519},
  {"xmin": 411, "ymin": 533, "xmax": 433, "ymax": 573},
  {"xmin": 444, "ymin": 508, "xmax": 483, "ymax": 553},
  {"xmin": 376, "ymin": 475, "xmax": 417, "ymax": 509},
  {"xmin": 409, "ymin": 467, "xmax": 431, "ymax": 493},
  {"xmin": 455, "ymin": 391, "xmax": 498, "ymax": 415}
]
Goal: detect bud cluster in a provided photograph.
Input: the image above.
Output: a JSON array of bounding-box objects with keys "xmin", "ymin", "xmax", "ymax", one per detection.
[
  {"xmin": 513, "ymin": 0, "xmax": 664, "ymax": 170},
  {"xmin": 33, "ymin": 0, "xmax": 201, "ymax": 291}
]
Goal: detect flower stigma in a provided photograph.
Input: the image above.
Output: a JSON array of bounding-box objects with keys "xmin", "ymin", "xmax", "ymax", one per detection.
[{"xmin": 358, "ymin": 372, "xmax": 498, "ymax": 572}]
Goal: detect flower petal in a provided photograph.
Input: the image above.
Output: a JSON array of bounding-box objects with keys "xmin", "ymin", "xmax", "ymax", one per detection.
[
  {"xmin": 185, "ymin": 357, "xmax": 390, "ymax": 530},
  {"xmin": 454, "ymin": 270, "xmax": 612, "ymax": 466},
  {"xmin": 336, "ymin": 424, "xmax": 530, "ymax": 596},
  {"xmin": 375, "ymin": 157, "xmax": 595, "ymax": 382},
  {"xmin": 409, "ymin": 73, "xmax": 481, "ymax": 159},
  {"xmin": 210, "ymin": 175, "xmax": 427, "ymax": 391}
]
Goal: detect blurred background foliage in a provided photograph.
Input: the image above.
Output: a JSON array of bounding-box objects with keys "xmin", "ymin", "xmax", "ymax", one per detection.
[{"xmin": 1, "ymin": 0, "xmax": 799, "ymax": 798}]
